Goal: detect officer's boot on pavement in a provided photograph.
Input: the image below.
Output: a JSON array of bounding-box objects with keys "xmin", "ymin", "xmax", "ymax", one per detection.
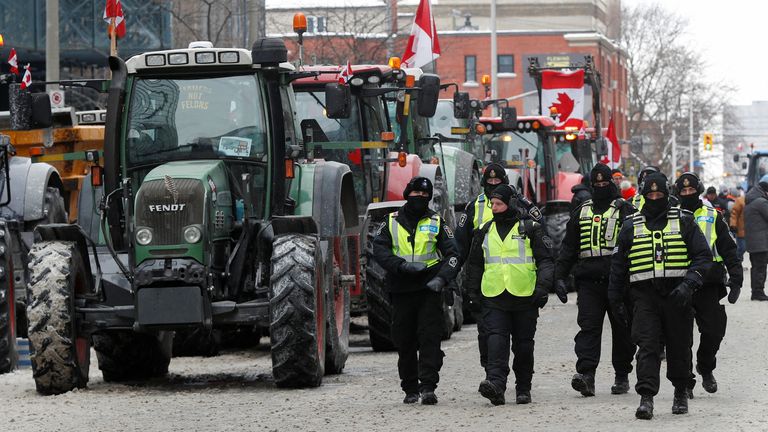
[
  {"xmin": 751, "ymin": 289, "xmax": 768, "ymax": 301},
  {"xmin": 672, "ymin": 387, "xmax": 689, "ymax": 415},
  {"xmin": 571, "ymin": 373, "xmax": 595, "ymax": 397},
  {"xmin": 478, "ymin": 380, "xmax": 506, "ymax": 406},
  {"xmin": 635, "ymin": 395, "xmax": 654, "ymax": 420},
  {"xmin": 515, "ymin": 390, "xmax": 532, "ymax": 404},
  {"xmin": 611, "ymin": 374, "xmax": 630, "ymax": 395},
  {"xmin": 420, "ymin": 391, "xmax": 438, "ymax": 405},
  {"xmin": 403, "ymin": 393, "xmax": 419, "ymax": 404},
  {"xmin": 698, "ymin": 367, "xmax": 718, "ymax": 393}
]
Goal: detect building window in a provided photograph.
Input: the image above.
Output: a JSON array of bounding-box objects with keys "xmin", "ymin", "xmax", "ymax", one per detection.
[
  {"xmin": 498, "ymin": 55, "xmax": 514, "ymax": 74},
  {"xmin": 307, "ymin": 16, "xmax": 327, "ymax": 33},
  {"xmin": 464, "ymin": 55, "xmax": 476, "ymax": 82}
]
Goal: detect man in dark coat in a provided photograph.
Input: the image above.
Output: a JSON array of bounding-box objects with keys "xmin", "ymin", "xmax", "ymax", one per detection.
[
  {"xmin": 372, "ymin": 176, "xmax": 460, "ymax": 405},
  {"xmin": 744, "ymin": 174, "xmax": 768, "ymax": 301}
]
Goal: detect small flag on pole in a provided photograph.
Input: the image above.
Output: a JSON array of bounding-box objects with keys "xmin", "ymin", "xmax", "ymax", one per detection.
[
  {"xmin": 339, "ymin": 60, "xmax": 353, "ymax": 84},
  {"xmin": 600, "ymin": 115, "xmax": 622, "ymax": 169},
  {"xmin": 103, "ymin": 0, "xmax": 126, "ymax": 39},
  {"xmin": 20, "ymin": 64, "xmax": 31, "ymax": 90},
  {"xmin": 7, "ymin": 48, "xmax": 18, "ymax": 75},
  {"xmin": 401, "ymin": 0, "xmax": 440, "ymax": 69}
]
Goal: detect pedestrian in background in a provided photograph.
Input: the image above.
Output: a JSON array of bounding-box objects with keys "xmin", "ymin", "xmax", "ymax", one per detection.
[
  {"xmin": 372, "ymin": 176, "xmax": 460, "ymax": 405},
  {"xmin": 466, "ymin": 184, "xmax": 554, "ymax": 406},
  {"xmin": 744, "ymin": 175, "xmax": 768, "ymax": 301},
  {"xmin": 730, "ymin": 193, "xmax": 747, "ymax": 262}
]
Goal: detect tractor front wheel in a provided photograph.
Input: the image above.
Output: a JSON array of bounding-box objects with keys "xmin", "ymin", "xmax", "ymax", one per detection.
[{"xmin": 93, "ymin": 330, "xmax": 173, "ymax": 382}]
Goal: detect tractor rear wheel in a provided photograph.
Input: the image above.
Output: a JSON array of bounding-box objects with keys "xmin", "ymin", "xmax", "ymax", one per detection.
[
  {"xmin": 270, "ymin": 234, "xmax": 326, "ymax": 387},
  {"xmin": 27, "ymin": 241, "xmax": 90, "ymax": 395},
  {"xmin": 0, "ymin": 223, "xmax": 16, "ymax": 373},
  {"xmin": 171, "ymin": 328, "xmax": 221, "ymax": 357},
  {"xmin": 364, "ymin": 222, "xmax": 395, "ymax": 352},
  {"xmin": 93, "ymin": 331, "xmax": 173, "ymax": 382},
  {"xmin": 452, "ymin": 290, "xmax": 464, "ymax": 332},
  {"xmin": 542, "ymin": 210, "xmax": 570, "ymax": 256},
  {"xmin": 441, "ymin": 296, "xmax": 455, "ymax": 340},
  {"xmin": 324, "ymin": 260, "xmax": 350, "ymax": 374}
]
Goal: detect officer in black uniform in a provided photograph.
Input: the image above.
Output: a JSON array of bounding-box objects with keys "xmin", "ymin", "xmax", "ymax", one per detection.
[
  {"xmin": 673, "ymin": 173, "xmax": 743, "ymax": 396},
  {"xmin": 372, "ymin": 176, "xmax": 460, "ymax": 405},
  {"xmin": 608, "ymin": 172, "xmax": 712, "ymax": 419},
  {"xmin": 555, "ymin": 163, "xmax": 636, "ymax": 397},
  {"xmin": 465, "ymin": 184, "xmax": 554, "ymax": 406}
]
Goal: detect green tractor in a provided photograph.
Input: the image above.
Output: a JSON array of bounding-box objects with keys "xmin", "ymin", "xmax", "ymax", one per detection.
[{"xmin": 25, "ymin": 39, "xmax": 357, "ymax": 394}]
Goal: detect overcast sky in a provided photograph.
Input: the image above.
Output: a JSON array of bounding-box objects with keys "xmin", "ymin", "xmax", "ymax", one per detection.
[{"xmin": 627, "ymin": 0, "xmax": 766, "ymax": 106}]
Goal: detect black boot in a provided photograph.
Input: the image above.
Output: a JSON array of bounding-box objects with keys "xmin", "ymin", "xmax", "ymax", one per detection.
[
  {"xmin": 479, "ymin": 380, "xmax": 505, "ymax": 406},
  {"xmin": 635, "ymin": 395, "xmax": 654, "ymax": 420},
  {"xmin": 752, "ymin": 290, "xmax": 768, "ymax": 301},
  {"xmin": 515, "ymin": 390, "xmax": 531, "ymax": 404},
  {"xmin": 403, "ymin": 393, "xmax": 419, "ymax": 404},
  {"xmin": 699, "ymin": 369, "xmax": 718, "ymax": 393},
  {"xmin": 672, "ymin": 388, "xmax": 689, "ymax": 414},
  {"xmin": 571, "ymin": 373, "xmax": 596, "ymax": 397},
  {"xmin": 420, "ymin": 391, "xmax": 438, "ymax": 405},
  {"xmin": 611, "ymin": 374, "xmax": 630, "ymax": 395}
]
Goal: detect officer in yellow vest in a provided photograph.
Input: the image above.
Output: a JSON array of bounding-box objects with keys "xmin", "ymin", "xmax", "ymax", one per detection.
[
  {"xmin": 608, "ymin": 172, "xmax": 712, "ymax": 420},
  {"xmin": 372, "ymin": 176, "xmax": 460, "ymax": 405},
  {"xmin": 465, "ymin": 184, "xmax": 554, "ymax": 406},
  {"xmin": 674, "ymin": 173, "xmax": 743, "ymax": 397},
  {"xmin": 555, "ymin": 163, "xmax": 636, "ymax": 397},
  {"xmin": 631, "ymin": 166, "xmax": 660, "ymax": 210}
]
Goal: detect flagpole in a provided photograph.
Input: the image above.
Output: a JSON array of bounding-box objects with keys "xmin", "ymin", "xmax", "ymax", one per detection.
[
  {"xmin": 490, "ymin": 0, "xmax": 498, "ymax": 115},
  {"xmin": 110, "ymin": 17, "xmax": 117, "ymax": 57}
]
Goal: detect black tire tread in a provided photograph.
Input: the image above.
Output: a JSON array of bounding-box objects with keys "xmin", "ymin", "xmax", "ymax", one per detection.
[
  {"xmin": 93, "ymin": 331, "xmax": 172, "ymax": 382},
  {"xmin": 364, "ymin": 222, "xmax": 395, "ymax": 352}
]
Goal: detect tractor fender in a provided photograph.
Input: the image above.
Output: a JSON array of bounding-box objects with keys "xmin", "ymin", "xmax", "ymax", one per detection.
[
  {"xmin": 5, "ymin": 156, "xmax": 62, "ymax": 222},
  {"xmin": 435, "ymin": 146, "xmax": 477, "ymax": 208},
  {"xmin": 385, "ymin": 153, "xmax": 422, "ymax": 201},
  {"xmin": 556, "ymin": 171, "xmax": 584, "ymax": 202},
  {"xmin": 311, "ymin": 161, "xmax": 358, "ymax": 238}
]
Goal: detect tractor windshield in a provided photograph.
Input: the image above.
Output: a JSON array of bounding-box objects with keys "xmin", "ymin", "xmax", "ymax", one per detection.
[
  {"xmin": 485, "ymin": 131, "xmax": 543, "ymax": 168},
  {"xmin": 429, "ymin": 100, "xmax": 466, "ymax": 142},
  {"xmin": 125, "ymin": 75, "xmax": 268, "ymax": 166}
]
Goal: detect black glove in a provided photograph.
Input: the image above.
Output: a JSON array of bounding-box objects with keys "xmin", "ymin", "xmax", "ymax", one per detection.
[
  {"xmin": 426, "ymin": 276, "xmax": 447, "ymax": 293},
  {"xmin": 668, "ymin": 280, "xmax": 695, "ymax": 309},
  {"xmin": 443, "ymin": 283, "xmax": 455, "ymax": 306},
  {"xmin": 399, "ymin": 261, "xmax": 428, "ymax": 275},
  {"xmin": 555, "ymin": 279, "xmax": 569, "ymax": 304},
  {"xmin": 534, "ymin": 288, "xmax": 549, "ymax": 308},
  {"xmin": 727, "ymin": 280, "xmax": 741, "ymax": 304},
  {"xmin": 609, "ymin": 299, "xmax": 629, "ymax": 328}
]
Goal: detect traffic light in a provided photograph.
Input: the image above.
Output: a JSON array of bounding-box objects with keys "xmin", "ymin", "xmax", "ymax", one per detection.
[{"xmin": 703, "ymin": 132, "xmax": 713, "ymax": 151}]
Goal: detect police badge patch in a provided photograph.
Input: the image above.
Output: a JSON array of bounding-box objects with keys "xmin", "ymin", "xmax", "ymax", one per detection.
[
  {"xmin": 448, "ymin": 257, "xmax": 458, "ymax": 267},
  {"xmin": 458, "ymin": 213, "xmax": 467, "ymax": 227},
  {"xmin": 542, "ymin": 236, "xmax": 554, "ymax": 249}
]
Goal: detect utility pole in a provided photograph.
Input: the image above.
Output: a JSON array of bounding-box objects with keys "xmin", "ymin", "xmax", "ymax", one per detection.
[
  {"xmin": 46, "ymin": 0, "xmax": 59, "ymax": 92},
  {"xmin": 671, "ymin": 129, "xmax": 677, "ymax": 179},
  {"xmin": 248, "ymin": 0, "xmax": 266, "ymax": 46},
  {"xmin": 490, "ymin": 0, "xmax": 498, "ymax": 114},
  {"xmin": 689, "ymin": 103, "xmax": 694, "ymax": 173}
]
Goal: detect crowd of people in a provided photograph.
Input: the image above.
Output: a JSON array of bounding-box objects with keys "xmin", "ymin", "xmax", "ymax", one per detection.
[{"xmin": 372, "ymin": 163, "xmax": 759, "ymax": 421}]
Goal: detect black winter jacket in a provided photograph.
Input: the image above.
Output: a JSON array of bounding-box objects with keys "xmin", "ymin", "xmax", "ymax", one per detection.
[{"xmin": 744, "ymin": 186, "xmax": 768, "ymax": 253}]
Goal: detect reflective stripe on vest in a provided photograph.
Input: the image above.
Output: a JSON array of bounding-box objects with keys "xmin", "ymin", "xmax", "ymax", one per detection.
[
  {"xmin": 473, "ymin": 193, "xmax": 494, "ymax": 229},
  {"xmin": 632, "ymin": 194, "xmax": 645, "ymax": 210},
  {"xmin": 578, "ymin": 199, "xmax": 622, "ymax": 258},
  {"xmin": 694, "ymin": 205, "xmax": 723, "ymax": 262},
  {"xmin": 480, "ymin": 221, "xmax": 536, "ymax": 297},
  {"xmin": 389, "ymin": 212, "xmax": 441, "ymax": 267},
  {"xmin": 628, "ymin": 209, "xmax": 690, "ymax": 282}
]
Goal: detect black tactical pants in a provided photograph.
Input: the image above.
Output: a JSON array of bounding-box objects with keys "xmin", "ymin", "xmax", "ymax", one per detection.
[
  {"xmin": 750, "ymin": 251, "xmax": 768, "ymax": 293},
  {"xmin": 484, "ymin": 306, "xmax": 538, "ymax": 393},
  {"xmin": 691, "ymin": 281, "xmax": 727, "ymax": 384},
  {"xmin": 630, "ymin": 287, "xmax": 694, "ymax": 396},
  {"xmin": 472, "ymin": 307, "xmax": 489, "ymax": 369},
  {"xmin": 574, "ymin": 279, "xmax": 635, "ymax": 377},
  {"xmin": 390, "ymin": 290, "xmax": 444, "ymax": 394}
]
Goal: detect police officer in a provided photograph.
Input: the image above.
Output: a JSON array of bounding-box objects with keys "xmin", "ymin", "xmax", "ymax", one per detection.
[
  {"xmin": 631, "ymin": 166, "xmax": 660, "ymax": 209},
  {"xmin": 372, "ymin": 176, "xmax": 460, "ymax": 405},
  {"xmin": 555, "ymin": 163, "xmax": 636, "ymax": 397},
  {"xmin": 608, "ymin": 172, "xmax": 712, "ymax": 419},
  {"xmin": 673, "ymin": 173, "xmax": 743, "ymax": 396},
  {"xmin": 466, "ymin": 184, "xmax": 554, "ymax": 406}
]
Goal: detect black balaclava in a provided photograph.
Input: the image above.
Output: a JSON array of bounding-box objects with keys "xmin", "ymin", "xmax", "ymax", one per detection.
[
  {"xmin": 637, "ymin": 166, "xmax": 660, "ymax": 192},
  {"xmin": 489, "ymin": 184, "xmax": 519, "ymax": 223},
  {"xmin": 590, "ymin": 163, "xmax": 617, "ymax": 202},
  {"xmin": 674, "ymin": 173, "xmax": 703, "ymax": 212},
  {"xmin": 641, "ymin": 172, "xmax": 670, "ymax": 219},
  {"xmin": 402, "ymin": 176, "xmax": 433, "ymax": 220},
  {"xmin": 481, "ymin": 163, "xmax": 509, "ymax": 197}
]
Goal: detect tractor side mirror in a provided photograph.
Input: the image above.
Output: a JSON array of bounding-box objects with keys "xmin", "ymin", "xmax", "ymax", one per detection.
[
  {"xmin": 417, "ymin": 74, "xmax": 440, "ymax": 118},
  {"xmin": 325, "ymin": 83, "xmax": 351, "ymax": 119},
  {"xmin": 453, "ymin": 91, "xmax": 471, "ymax": 119},
  {"xmin": 501, "ymin": 107, "xmax": 517, "ymax": 130},
  {"xmin": 733, "ymin": 154, "xmax": 740, "ymax": 163},
  {"xmin": 31, "ymin": 93, "xmax": 53, "ymax": 128}
]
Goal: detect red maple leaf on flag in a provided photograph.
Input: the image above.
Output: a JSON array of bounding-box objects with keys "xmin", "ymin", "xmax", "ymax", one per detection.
[{"xmin": 549, "ymin": 92, "xmax": 574, "ymax": 123}]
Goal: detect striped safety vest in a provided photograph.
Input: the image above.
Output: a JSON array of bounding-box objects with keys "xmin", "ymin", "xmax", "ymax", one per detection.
[
  {"xmin": 480, "ymin": 221, "xmax": 537, "ymax": 297},
  {"xmin": 473, "ymin": 193, "xmax": 494, "ymax": 229},
  {"xmin": 694, "ymin": 205, "xmax": 723, "ymax": 262},
  {"xmin": 389, "ymin": 212, "xmax": 441, "ymax": 268},
  {"xmin": 578, "ymin": 199, "xmax": 623, "ymax": 258},
  {"xmin": 632, "ymin": 194, "xmax": 645, "ymax": 210},
  {"xmin": 628, "ymin": 209, "xmax": 690, "ymax": 283}
]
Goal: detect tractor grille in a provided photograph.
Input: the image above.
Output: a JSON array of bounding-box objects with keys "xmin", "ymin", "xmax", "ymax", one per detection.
[{"xmin": 135, "ymin": 178, "xmax": 204, "ymax": 245}]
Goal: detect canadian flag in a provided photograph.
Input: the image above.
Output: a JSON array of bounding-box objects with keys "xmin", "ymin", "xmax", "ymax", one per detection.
[
  {"xmin": 20, "ymin": 64, "xmax": 32, "ymax": 90},
  {"xmin": 401, "ymin": 0, "xmax": 440, "ymax": 69},
  {"xmin": 541, "ymin": 70, "xmax": 585, "ymax": 130},
  {"xmin": 7, "ymin": 49, "xmax": 18, "ymax": 75},
  {"xmin": 339, "ymin": 60, "xmax": 353, "ymax": 84},
  {"xmin": 600, "ymin": 115, "xmax": 622, "ymax": 168},
  {"xmin": 103, "ymin": 0, "xmax": 126, "ymax": 39}
]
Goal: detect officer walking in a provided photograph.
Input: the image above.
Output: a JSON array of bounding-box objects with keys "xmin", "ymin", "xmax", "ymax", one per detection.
[
  {"xmin": 372, "ymin": 176, "xmax": 460, "ymax": 405},
  {"xmin": 674, "ymin": 173, "xmax": 743, "ymax": 396},
  {"xmin": 555, "ymin": 164, "xmax": 636, "ymax": 397},
  {"xmin": 608, "ymin": 172, "xmax": 712, "ymax": 419},
  {"xmin": 465, "ymin": 184, "xmax": 554, "ymax": 406}
]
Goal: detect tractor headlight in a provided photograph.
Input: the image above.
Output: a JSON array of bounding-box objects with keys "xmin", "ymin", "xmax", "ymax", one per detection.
[
  {"xmin": 183, "ymin": 226, "xmax": 202, "ymax": 244},
  {"xmin": 136, "ymin": 228, "xmax": 153, "ymax": 246}
]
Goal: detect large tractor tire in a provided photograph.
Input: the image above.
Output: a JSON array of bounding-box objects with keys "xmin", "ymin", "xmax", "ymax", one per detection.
[
  {"xmin": 27, "ymin": 241, "xmax": 91, "ymax": 395},
  {"xmin": 171, "ymin": 328, "xmax": 221, "ymax": 357},
  {"xmin": 452, "ymin": 290, "xmax": 464, "ymax": 332},
  {"xmin": 441, "ymin": 296, "xmax": 455, "ymax": 341},
  {"xmin": 93, "ymin": 331, "xmax": 173, "ymax": 382},
  {"xmin": 0, "ymin": 224, "xmax": 17, "ymax": 373},
  {"xmin": 324, "ymin": 256, "xmax": 350, "ymax": 375},
  {"xmin": 270, "ymin": 234, "xmax": 326, "ymax": 388},
  {"xmin": 364, "ymin": 221, "xmax": 396, "ymax": 352},
  {"xmin": 542, "ymin": 209, "xmax": 570, "ymax": 256}
]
